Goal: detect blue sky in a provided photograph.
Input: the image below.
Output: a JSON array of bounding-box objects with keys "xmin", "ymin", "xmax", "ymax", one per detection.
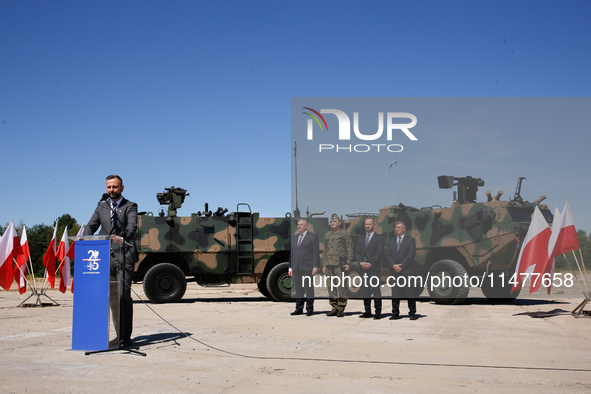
[{"xmin": 1, "ymin": 1, "xmax": 590, "ymax": 232}]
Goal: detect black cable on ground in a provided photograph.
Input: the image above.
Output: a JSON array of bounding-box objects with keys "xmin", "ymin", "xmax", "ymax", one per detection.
[{"xmin": 130, "ymin": 287, "xmax": 591, "ymax": 373}]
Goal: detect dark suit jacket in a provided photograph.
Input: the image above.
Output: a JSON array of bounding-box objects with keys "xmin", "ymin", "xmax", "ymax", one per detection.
[
  {"xmin": 355, "ymin": 232, "xmax": 384, "ymax": 274},
  {"xmin": 386, "ymin": 234, "xmax": 416, "ymax": 277},
  {"xmin": 84, "ymin": 197, "xmax": 139, "ymax": 265},
  {"xmin": 289, "ymin": 231, "xmax": 320, "ymax": 271}
]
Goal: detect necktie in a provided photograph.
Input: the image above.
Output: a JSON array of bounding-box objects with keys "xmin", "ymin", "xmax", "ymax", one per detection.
[
  {"xmin": 365, "ymin": 233, "xmax": 370, "ymax": 247},
  {"xmin": 110, "ymin": 202, "xmax": 117, "ymax": 234},
  {"xmin": 397, "ymin": 236, "xmax": 401, "ymax": 252},
  {"xmin": 297, "ymin": 234, "xmax": 303, "ymax": 247}
]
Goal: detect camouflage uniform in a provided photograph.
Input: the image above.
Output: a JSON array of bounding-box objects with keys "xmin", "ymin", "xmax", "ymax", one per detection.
[{"xmin": 322, "ymin": 214, "xmax": 354, "ymax": 312}]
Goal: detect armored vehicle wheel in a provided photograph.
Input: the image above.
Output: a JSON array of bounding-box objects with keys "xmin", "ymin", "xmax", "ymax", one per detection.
[
  {"xmin": 266, "ymin": 262, "xmax": 292, "ymax": 302},
  {"xmin": 257, "ymin": 279, "xmax": 271, "ymax": 298},
  {"xmin": 345, "ymin": 262, "xmax": 363, "ymax": 299},
  {"xmin": 143, "ymin": 263, "xmax": 187, "ymax": 303},
  {"xmin": 481, "ymin": 272, "xmax": 520, "ymax": 303},
  {"xmin": 427, "ymin": 259, "xmax": 469, "ymax": 305}
]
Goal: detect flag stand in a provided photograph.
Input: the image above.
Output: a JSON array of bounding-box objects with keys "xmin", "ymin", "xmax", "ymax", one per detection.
[
  {"xmin": 17, "ymin": 287, "xmax": 60, "ymax": 307},
  {"xmin": 571, "ymin": 296, "xmax": 591, "ymax": 317}
]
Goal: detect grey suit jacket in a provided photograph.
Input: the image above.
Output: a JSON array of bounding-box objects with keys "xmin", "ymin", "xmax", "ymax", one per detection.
[
  {"xmin": 289, "ymin": 231, "xmax": 320, "ymax": 272},
  {"xmin": 84, "ymin": 197, "xmax": 139, "ymax": 265}
]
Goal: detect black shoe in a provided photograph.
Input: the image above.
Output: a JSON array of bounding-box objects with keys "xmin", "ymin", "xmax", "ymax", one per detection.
[
  {"xmin": 409, "ymin": 315, "xmax": 417, "ymax": 320},
  {"xmin": 122, "ymin": 339, "xmax": 133, "ymax": 348},
  {"xmin": 108, "ymin": 338, "xmax": 120, "ymax": 348},
  {"xmin": 337, "ymin": 310, "xmax": 345, "ymax": 318},
  {"xmin": 306, "ymin": 310, "xmax": 314, "ymax": 316},
  {"xmin": 291, "ymin": 309, "xmax": 304, "ymax": 316},
  {"xmin": 326, "ymin": 310, "xmax": 338, "ymax": 317},
  {"xmin": 373, "ymin": 312, "xmax": 382, "ymax": 320},
  {"xmin": 389, "ymin": 315, "xmax": 400, "ymax": 320},
  {"xmin": 359, "ymin": 311, "xmax": 373, "ymax": 318}
]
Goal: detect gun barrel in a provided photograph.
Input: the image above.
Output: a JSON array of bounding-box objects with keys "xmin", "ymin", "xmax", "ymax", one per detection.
[{"xmin": 533, "ymin": 195, "xmax": 547, "ymax": 205}]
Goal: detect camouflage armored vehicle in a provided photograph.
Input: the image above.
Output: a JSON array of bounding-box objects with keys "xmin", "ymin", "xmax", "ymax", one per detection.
[
  {"xmin": 134, "ymin": 187, "xmax": 293, "ymax": 303},
  {"xmin": 341, "ymin": 176, "xmax": 553, "ymax": 304}
]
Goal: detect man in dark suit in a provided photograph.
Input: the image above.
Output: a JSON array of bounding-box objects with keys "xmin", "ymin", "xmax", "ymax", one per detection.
[
  {"xmin": 355, "ymin": 217, "xmax": 384, "ymax": 319},
  {"xmin": 84, "ymin": 175, "xmax": 138, "ymax": 348},
  {"xmin": 289, "ymin": 218, "xmax": 319, "ymax": 316},
  {"xmin": 386, "ymin": 221, "xmax": 418, "ymax": 320}
]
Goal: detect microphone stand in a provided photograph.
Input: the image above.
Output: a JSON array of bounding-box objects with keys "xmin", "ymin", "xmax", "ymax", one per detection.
[{"xmin": 85, "ymin": 196, "xmax": 146, "ymax": 357}]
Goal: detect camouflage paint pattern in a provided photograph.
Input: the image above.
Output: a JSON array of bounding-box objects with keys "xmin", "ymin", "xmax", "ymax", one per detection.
[
  {"xmin": 341, "ymin": 197, "xmax": 552, "ymax": 278},
  {"xmin": 135, "ymin": 179, "xmax": 551, "ymax": 303},
  {"xmin": 135, "ymin": 210, "xmax": 292, "ymax": 285}
]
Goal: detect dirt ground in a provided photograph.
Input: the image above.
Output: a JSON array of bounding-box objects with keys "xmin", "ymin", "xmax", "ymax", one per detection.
[{"xmin": 1, "ymin": 281, "xmax": 590, "ymax": 393}]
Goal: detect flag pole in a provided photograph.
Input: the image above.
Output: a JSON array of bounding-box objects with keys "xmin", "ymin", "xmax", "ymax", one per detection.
[
  {"xmin": 571, "ymin": 250, "xmax": 590, "ymax": 296},
  {"xmin": 562, "ymin": 252, "xmax": 587, "ymax": 295},
  {"xmin": 40, "ymin": 266, "xmax": 49, "ymax": 292},
  {"xmin": 26, "ymin": 256, "xmax": 38, "ymax": 293},
  {"xmin": 54, "ymin": 255, "xmax": 70, "ymax": 289},
  {"xmin": 13, "ymin": 257, "xmax": 35, "ymax": 294},
  {"xmin": 395, "ymin": 157, "xmax": 399, "ymax": 204},
  {"xmin": 567, "ymin": 250, "xmax": 591, "ymax": 317},
  {"xmin": 388, "ymin": 158, "xmax": 399, "ymax": 204},
  {"xmin": 294, "ymin": 141, "xmax": 300, "ymax": 218},
  {"xmin": 578, "ymin": 248, "xmax": 589, "ymax": 286}
]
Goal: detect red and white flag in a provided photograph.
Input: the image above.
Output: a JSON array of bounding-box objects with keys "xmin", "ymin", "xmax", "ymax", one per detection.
[
  {"xmin": 530, "ymin": 207, "xmax": 562, "ymax": 294},
  {"xmin": 536, "ymin": 202, "xmax": 581, "ymax": 294},
  {"xmin": 56, "ymin": 226, "xmax": 70, "ymax": 293},
  {"xmin": 43, "ymin": 220, "xmax": 58, "ymax": 288},
  {"xmin": 511, "ymin": 206, "xmax": 551, "ymax": 294},
  {"xmin": 14, "ymin": 225, "xmax": 30, "ymax": 294},
  {"xmin": 66, "ymin": 224, "xmax": 85, "ymax": 293},
  {"xmin": 550, "ymin": 202, "xmax": 580, "ymax": 257},
  {"xmin": 0, "ymin": 220, "xmax": 23, "ymax": 291}
]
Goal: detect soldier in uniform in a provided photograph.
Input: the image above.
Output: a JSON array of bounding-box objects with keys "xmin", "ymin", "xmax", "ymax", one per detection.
[{"xmin": 322, "ymin": 213, "xmax": 354, "ymax": 317}]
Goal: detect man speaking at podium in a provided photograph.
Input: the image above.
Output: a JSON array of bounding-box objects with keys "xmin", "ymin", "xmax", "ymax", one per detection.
[{"xmin": 84, "ymin": 174, "xmax": 138, "ymax": 348}]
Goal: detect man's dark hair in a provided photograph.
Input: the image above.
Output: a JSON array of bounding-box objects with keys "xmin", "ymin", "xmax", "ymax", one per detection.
[{"xmin": 106, "ymin": 174, "xmax": 123, "ymax": 184}]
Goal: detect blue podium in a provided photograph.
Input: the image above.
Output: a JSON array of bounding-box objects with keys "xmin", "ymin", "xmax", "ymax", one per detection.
[{"xmin": 72, "ymin": 237, "xmax": 116, "ymax": 351}]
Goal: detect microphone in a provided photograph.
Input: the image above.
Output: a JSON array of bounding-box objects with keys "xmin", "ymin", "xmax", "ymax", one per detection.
[{"xmin": 99, "ymin": 193, "xmax": 110, "ymax": 202}]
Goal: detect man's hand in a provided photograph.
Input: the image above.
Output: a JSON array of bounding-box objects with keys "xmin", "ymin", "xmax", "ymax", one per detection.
[
  {"xmin": 343, "ymin": 264, "xmax": 350, "ymax": 271},
  {"xmin": 288, "ymin": 268, "xmax": 292, "ymax": 277},
  {"xmin": 322, "ymin": 267, "xmax": 327, "ymax": 274},
  {"xmin": 312, "ymin": 268, "xmax": 318, "ymax": 276},
  {"xmin": 111, "ymin": 235, "xmax": 124, "ymax": 244},
  {"xmin": 393, "ymin": 264, "xmax": 402, "ymax": 273},
  {"xmin": 360, "ymin": 262, "xmax": 370, "ymax": 270}
]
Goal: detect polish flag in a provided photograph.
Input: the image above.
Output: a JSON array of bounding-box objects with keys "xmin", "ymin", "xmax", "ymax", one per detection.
[
  {"xmin": 43, "ymin": 220, "xmax": 58, "ymax": 288},
  {"xmin": 56, "ymin": 226, "xmax": 70, "ymax": 293},
  {"xmin": 550, "ymin": 202, "xmax": 580, "ymax": 256},
  {"xmin": 0, "ymin": 220, "xmax": 23, "ymax": 291},
  {"xmin": 531, "ymin": 207, "xmax": 562, "ymax": 294},
  {"xmin": 529, "ymin": 207, "xmax": 560, "ymax": 294},
  {"xmin": 511, "ymin": 206, "xmax": 551, "ymax": 294},
  {"xmin": 531, "ymin": 202, "xmax": 580, "ymax": 294},
  {"xmin": 66, "ymin": 224, "xmax": 85, "ymax": 293},
  {"xmin": 14, "ymin": 225, "xmax": 31, "ymax": 294}
]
